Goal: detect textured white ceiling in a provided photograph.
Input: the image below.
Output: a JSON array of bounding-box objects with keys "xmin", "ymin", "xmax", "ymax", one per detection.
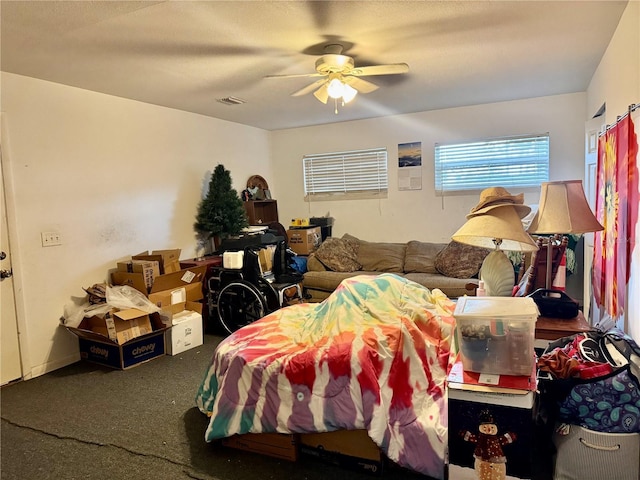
[{"xmin": 1, "ymin": 1, "xmax": 628, "ymax": 130}]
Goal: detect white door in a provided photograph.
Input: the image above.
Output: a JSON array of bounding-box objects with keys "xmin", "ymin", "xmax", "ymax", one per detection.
[
  {"xmin": 1, "ymin": 142, "xmax": 22, "ymax": 385},
  {"xmin": 584, "ymin": 115, "xmax": 605, "ymax": 327}
]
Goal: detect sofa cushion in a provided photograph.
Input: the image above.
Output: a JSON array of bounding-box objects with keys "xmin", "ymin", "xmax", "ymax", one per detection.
[
  {"xmin": 434, "ymin": 241, "xmax": 491, "ymax": 279},
  {"xmin": 357, "ymin": 241, "xmax": 406, "ymax": 272},
  {"xmin": 403, "ymin": 241, "xmax": 448, "ymax": 274},
  {"xmin": 303, "ymin": 270, "xmax": 368, "ymax": 292},
  {"xmin": 313, "ymin": 237, "xmax": 361, "ymax": 272}
]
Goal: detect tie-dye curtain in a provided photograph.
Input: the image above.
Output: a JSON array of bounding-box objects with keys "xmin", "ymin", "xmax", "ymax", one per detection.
[{"xmin": 593, "ymin": 113, "xmax": 639, "ymax": 319}]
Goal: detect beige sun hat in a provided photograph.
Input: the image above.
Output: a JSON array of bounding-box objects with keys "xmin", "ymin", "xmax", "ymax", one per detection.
[{"xmin": 467, "ymin": 186, "xmax": 531, "ymax": 219}]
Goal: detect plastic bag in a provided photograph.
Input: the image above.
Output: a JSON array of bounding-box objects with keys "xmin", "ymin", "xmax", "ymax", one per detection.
[
  {"xmin": 105, "ymin": 285, "xmax": 162, "ymax": 314},
  {"xmin": 61, "ymin": 285, "xmax": 164, "ymax": 328}
]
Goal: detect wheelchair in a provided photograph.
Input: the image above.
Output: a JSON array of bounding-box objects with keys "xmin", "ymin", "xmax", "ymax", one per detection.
[{"xmin": 207, "ymin": 231, "xmax": 304, "ymax": 335}]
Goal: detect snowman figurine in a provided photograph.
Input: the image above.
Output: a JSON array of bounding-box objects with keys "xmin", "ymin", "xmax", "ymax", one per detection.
[{"xmin": 460, "ymin": 410, "xmax": 517, "ymax": 480}]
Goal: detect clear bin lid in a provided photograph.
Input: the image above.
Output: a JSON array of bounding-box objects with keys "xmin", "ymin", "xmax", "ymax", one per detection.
[{"xmin": 454, "ymin": 296, "xmax": 539, "ymax": 318}]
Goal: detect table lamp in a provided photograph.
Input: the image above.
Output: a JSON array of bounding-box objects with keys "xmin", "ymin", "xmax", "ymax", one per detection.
[
  {"xmin": 453, "ymin": 204, "xmax": 539, "ymax": 296},
  {"xmin": 527, "ymin": 180, "xmax": 604, "ymax": 290}
]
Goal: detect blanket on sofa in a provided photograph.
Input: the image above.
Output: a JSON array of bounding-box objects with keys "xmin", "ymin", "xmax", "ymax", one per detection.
[{"xmin": 195, "ymin": 273, "xmax": 457, "ymax": 479}]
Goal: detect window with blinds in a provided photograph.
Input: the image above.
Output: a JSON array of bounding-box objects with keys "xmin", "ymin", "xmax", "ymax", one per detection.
[
  {"xmin": 303, "ymin": 147, "xmax": 388, "ymax": 200},
  {"xmin": 434, "ymin": 134, "xmax": 549, "ymax": 194}
]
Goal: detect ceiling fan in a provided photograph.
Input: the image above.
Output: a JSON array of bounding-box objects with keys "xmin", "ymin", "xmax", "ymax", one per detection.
[{"xmin": 265, "ymin": 44, "xmax": 409, "ymax": 109}]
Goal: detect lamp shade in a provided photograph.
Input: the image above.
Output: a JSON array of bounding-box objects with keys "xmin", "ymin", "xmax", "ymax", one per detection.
[
  {"xmin": 527, "ymin": 180, "xmax": 604, "ymax": 234},
  {"xmin": 452, "ymin": 205, "xmax": 539, "ymax": 252}
]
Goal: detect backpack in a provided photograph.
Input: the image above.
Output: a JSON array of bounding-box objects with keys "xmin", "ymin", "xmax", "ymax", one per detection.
[{"xmin": 538, "ymin": 328, "xmax": 640, "ymax": 434}]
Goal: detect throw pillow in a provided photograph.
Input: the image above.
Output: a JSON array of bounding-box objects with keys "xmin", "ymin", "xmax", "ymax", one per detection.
[
  {"xmin": 313, "ymin": 237, "xmax": 361, "ymax": 272},
  {"xmin": 434, "ymin": 241, "xmax": 491, "ymax": 279}
]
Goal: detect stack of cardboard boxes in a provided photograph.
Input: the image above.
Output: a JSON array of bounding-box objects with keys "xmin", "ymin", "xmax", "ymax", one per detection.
[
  {"xmin": 287, "ymin": 221, "xmax": 322, "ymax": 256},
  {"xmin": 65, "ymin": 249, "xmax": 206, "ymax": 369},
  {"xmin": 286, "ymin": 217, "xmax": 333, "ymax": 255}
]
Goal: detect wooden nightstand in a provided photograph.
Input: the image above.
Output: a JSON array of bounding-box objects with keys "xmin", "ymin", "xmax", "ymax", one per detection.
[{"xmin": 534, "ymin": 310, "xmax": 591, "ymax": 348}]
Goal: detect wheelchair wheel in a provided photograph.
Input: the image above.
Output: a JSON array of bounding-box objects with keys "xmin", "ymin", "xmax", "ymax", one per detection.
[
  {"xmin": 217, "ymin": 280, "xmax": 267, "ymax": 335},
  {"xmin": 256, "ymin": 277, "xmax": 281, "ymax": 312}
]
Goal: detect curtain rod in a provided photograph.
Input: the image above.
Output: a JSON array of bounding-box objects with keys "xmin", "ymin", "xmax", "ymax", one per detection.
[{"xmin": 600, "ymin": 103, "xmax": 640, "ymax": 135}]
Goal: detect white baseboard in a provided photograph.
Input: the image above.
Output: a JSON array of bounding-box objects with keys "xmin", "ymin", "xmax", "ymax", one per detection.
[{"xmin": 28, "ymin": 353, "xmax": 81, "ymax": 380}]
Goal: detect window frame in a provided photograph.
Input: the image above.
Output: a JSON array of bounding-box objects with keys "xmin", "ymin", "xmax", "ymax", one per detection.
[
  {"xmin": 434, "ymin": 133, "xmax": 550, "ymax": 195},
  {"xmin": 302, "ymin": 147, "xmax": 388, "ymax": 201}
]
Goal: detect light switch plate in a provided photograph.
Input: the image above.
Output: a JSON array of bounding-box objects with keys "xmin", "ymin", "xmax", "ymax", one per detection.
[{"xmin": 41, "ymin": 231, "xmax": 62, "ymax": 247}]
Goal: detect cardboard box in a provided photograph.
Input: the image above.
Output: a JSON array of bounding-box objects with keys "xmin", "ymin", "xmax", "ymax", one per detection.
[
  {"xmin": 131, "ymin": 253, "xmax": 165, "ymax": 274},
  {"xmin": 87, "ymin": 308, "xmax": 153, "ymax": 345},
  {"xmin": 448, "ymin": 378, "xmax": 538, "ymax": 479},
  {"xmin": 117, "ymin": 260, "xmax": 160, "ymax": 290},
  {"xmin": 299, "ymin": 430, "xmax": 383, "ymax": 476},
  {"xmin": 222, "ymin": 433, "xmax": 298, "ymax": 462},
  {"xmin": 133, "ymin": 249, "xmax": 181, "ymax": 274},
  {"xmin": 111, "ymin": 265, "xmax": 206, "ymax": 308},
  {"xmin": 151, "ymin": 249, "xmax": 181, "ymax": 274},
  {"xmin": 147, "ymin": 266, "xmax": 206, "ymax": 315},
  {"xmin": 286, "ymin": 227, "xmax": 322, "ymax": 255},
  {"xmin": 66, "ymin": 311, "xmax": 167, "ymax": 370},
  {"xmin": 111, "ymin": 270, "xmax": 149, "ymax": 295},
  {"xmin": 167, "ymin": 303, "xmax": 203, "ymax": 355}
]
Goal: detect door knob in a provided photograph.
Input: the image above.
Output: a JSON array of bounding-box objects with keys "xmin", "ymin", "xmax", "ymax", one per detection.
[
  {"xmin": 0, "ymin": 269, "xmax": 12, "ymax": 279},
  {"xmin": 0, "ymin": 251, "xmax": 6, "ymax": 260}
]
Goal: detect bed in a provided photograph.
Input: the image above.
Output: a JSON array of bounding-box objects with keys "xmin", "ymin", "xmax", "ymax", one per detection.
[{"xmin": 195, "ymin": 273, "xmax": 457, "ymax": 479}]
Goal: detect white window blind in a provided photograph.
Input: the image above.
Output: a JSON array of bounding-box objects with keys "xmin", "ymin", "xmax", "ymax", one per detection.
[
  {"xmin": 434, "ymin": 134, "xmax": 549, "ymax": 194},
  {"xmin": 303, "ymin": 147, "xmax": 388, "ymax": 199}
]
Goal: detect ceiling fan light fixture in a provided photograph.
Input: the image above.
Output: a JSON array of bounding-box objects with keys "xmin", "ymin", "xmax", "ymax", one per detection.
[
  {"xmin": 327, "ymin": 78, "xmax": 345, "ymax": 99},
  {"xmin": 342, "ymin": 83, "xmax": 357, "ymax": 103},
  {"xmin": 265, "ymin": 43, "xmax": 408, "ymax": 109}
]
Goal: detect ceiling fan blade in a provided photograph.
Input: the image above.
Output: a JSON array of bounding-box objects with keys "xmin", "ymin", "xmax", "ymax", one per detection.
[
  {"xmin": 313, "ymin": 84, "xmax": 329, "ymax": 104},
  {"xmin": 265, "ymin": 72, "xmax": 326, "ymax": 79},
  {"xmin": 292, "ymin": 79, "xmax": 328, "ymax": 97},
  {"xmin": 343, "ymin": 76, "xmax": 379, "ymax": 94},
  {"xmin": 350, "ymin": 63, "xmax": 410, "ymax": 76}
]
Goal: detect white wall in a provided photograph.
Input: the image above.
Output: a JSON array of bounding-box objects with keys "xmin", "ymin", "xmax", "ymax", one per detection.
[
  {"xmin": 1, "ymin": 73, "xmax": 272, "ymax": 378},
  {"xmin": 271, "ymin": 93, "xmax": 587, "ymax": 243},
  {"xmin": 587, "ymin": 2, "xmax": 639, "ymax": 123},
  {"xmin": 586, "ymin": 1, "xmax": 640, "ymax": 338},
  {"xmin": 5, "ymin": 0, "xmax": 635, "ymax": 378}
]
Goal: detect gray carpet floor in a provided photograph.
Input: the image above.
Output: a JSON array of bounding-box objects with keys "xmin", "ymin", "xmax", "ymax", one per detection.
[{"xmin": 1, "ymin": 334, "xmax": 429, "ymax": 480}]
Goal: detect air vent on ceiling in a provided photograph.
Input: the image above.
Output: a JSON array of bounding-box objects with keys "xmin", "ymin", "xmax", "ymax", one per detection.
[{"xmin": 217, "ymin": 96, "xmax": 246, "ymax": 106}]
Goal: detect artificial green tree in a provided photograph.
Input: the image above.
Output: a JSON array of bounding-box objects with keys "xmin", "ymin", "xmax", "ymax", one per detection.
[{"xmin": 194, "ymin": 164, "xmax": 248, "ymax": 252}]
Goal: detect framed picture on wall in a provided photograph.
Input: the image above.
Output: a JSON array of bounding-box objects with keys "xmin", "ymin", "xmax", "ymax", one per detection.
[{"xmin": 398, "ymin": 141, "xmax": 422, "ymax": 190}]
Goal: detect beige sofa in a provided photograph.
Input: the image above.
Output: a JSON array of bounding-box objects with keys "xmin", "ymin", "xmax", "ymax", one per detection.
[{"xmin": 303, "ymin": 234, "xmax": 489, "ymax": 302}]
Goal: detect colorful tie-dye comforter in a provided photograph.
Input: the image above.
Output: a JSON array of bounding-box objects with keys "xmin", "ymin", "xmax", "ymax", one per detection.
[{"xmin": 195, "ymin": 273, "xmax": 457, "ymax": 479}]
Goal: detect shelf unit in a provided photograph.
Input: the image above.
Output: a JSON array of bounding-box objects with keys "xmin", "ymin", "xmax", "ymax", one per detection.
[{"xmin": 243, "ymin": 200, "xmax": 278, "ymax": 225}]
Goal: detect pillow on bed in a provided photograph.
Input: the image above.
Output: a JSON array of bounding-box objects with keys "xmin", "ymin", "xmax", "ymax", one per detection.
[
  {"xmin": 314, "ymin": 237, "xmax": 361, "ymax": 272},
  {"xmin": 434, "ymin": 241, "xmax": 491, "ymax": 278}
]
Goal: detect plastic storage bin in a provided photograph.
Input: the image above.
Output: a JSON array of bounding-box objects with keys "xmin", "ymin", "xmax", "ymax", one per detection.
[{"xmin": 454, "ymin": 296, "xmax": 539, "ymax": 376}]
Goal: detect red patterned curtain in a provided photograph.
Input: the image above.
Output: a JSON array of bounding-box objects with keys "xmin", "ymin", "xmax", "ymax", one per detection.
[{"xmin": 593, "ymin": 113, "xmax": 639, "ymax": 319}]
